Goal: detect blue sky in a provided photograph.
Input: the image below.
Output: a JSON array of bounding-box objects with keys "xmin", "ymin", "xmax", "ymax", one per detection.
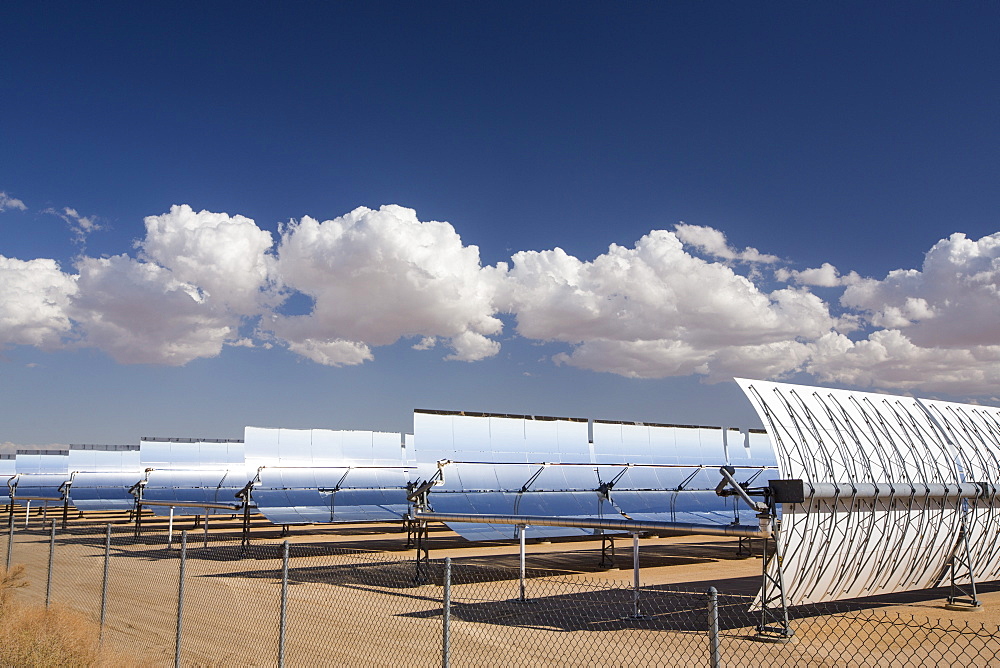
[{"xmin": 2, "ymin": 2, "xmax": 999, "ymax": 447}]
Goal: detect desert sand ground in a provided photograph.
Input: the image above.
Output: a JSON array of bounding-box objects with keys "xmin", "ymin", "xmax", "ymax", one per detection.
[{"xmin": 5, "ymin": 507, "xmax": 1000, "ymax": 666}]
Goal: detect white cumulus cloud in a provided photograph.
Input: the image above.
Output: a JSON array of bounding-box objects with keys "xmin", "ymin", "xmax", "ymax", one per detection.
[
  {"xmin": 69, "ymin": 254, "xmax": 238, "ymax": 365},
  {"xmin": 4, "ymin": 199, "xmax": 999, "ymax": 399},
  {"xmin": 501, "ymin": 229, "xmax": 836, "ymax": 380},
  {"xmin": 775, "ymin": 262, "xmax": 861, "ymax": 287},
  {"xmin": 674, "ymin": 223, "xmax": 779, "ymax": 263},
  {"xmin": 138, "ymin": 204, "xmax": 275, "ymax": 314},
  {"xmin": 269, "ymin": 205, "xmax": 504, "ymax": 365},
  {"xmin": 285, "ymin": 338, "xmax": 374, "ymax": 367},
  {"xmin": 841, "ymin": 232, "xmax": 1000, "ymax": 347},
  {"xmin": 807, "ymin": 329, "xmax": 1000, "ymax": 396},
  {"xmin": 0, "ymin": 256, "xmax": 77, "ymax": 348}
]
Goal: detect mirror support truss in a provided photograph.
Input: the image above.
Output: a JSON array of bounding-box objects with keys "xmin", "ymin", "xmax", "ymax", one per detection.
[
  {"xmin": 755, "ymin": 506, "xmax": 793, "ymax": 642},
  {"xmin": 946, "ymin": 516, "xmax": 983, "ymax": 611}
]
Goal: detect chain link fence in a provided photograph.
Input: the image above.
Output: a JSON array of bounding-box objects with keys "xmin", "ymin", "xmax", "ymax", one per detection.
[{"xmin": 4, "ymin": 507, "xmax": 1000, "ymax": 666}]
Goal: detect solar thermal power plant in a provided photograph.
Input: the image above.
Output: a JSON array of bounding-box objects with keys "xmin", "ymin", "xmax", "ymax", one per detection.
[
  {"xmin": 10, "ymin": 449, "xmax": 70, "ymax": 505},
  {"xmin": 138, "ymin": 437, "xmax": 246, "ymax": 516},
  {"xmin": 411, "ymin": 410, "xmax": 779, "ymax": 541},
  {"xmin": 4, "ymin": 375, "xmax": 997, "ymax": 639},
  {"xmin": 66, "ymin": 444, "xmax": 144, "ymax": 512},
  {"xmin": 736, "ymin": 378, "xmax": 1000, "ymax": 614},
  {"xmin": 244, "ymin": 427, "xmax": 414, "ymax": 524}
]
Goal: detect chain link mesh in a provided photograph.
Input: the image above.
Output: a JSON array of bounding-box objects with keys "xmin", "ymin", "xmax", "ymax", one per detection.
[{"xmin": 3, "ymin": 507, "xmax": 1000, "ymax": 666}]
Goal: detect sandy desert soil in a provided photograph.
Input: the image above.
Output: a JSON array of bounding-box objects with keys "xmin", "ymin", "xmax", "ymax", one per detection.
[{"xmin": 5, "ymin": 507, "xmax": 1000, "ymax": 666}]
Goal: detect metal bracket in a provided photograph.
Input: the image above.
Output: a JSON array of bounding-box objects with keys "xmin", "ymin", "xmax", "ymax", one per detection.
[
  {"xmin": 235, "ymin": 472, "xmax": 258, "ymax": 549},
  {"xmin": 128, "ymin": 479, "xmax": 146, "ymax": 538},
  {"xmin": 715, "ymin": 466, "xmax": 769, "ymax": 513},
  {"xmin": 58, "ymin": 474, "xmax": 74, "ymax": 530}
]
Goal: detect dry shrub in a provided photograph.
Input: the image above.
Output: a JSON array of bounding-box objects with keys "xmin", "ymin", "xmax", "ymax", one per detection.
[
  {"xmin": 0, "ymin": 565, "xmax": 138, "ymax": 667},
  {"xmin": 0, "ymin": 563, "xmax": 29, "ymax": 606}
]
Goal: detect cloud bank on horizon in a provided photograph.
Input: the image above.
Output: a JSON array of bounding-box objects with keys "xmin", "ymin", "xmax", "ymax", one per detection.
[{"xmin": 1, "ymin": 195, "xmax": 998, "ymax": 397}]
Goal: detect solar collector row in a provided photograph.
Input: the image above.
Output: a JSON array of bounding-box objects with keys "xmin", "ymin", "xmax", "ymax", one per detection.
[
  {"xmin": 415, "ymin": 410, "xmax": 778, "ymax": 540},
  {"xmin": 4, "ymin": 414, "xmax": 779, "ymax": 536}
]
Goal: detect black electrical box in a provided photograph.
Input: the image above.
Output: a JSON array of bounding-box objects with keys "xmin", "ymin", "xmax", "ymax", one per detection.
[{"xmin": 769, "ymin": 479, "xmax": 805, "ymax": 504}]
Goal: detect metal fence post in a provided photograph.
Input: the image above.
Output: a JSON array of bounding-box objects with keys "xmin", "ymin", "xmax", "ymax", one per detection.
[
  {"xmin": 518, "ymin": 525, "xmax": 526, "ymax": 602},
  {"xmin": 45, "ymin": 522, "xmax": 56, "ymax": 608},
  {"xmin": 175, "ymin": 530, "xmax": 187, "ymax": 668},
  {"xmin": 443, "ymin": 557, "xmax": 451, "ymax": 668},
  {"xmin": 6, "ymin": 515, "xmax": 13, "ymax": 571},
  {"xmin": 631, "ymin": 532, "xmax": 641, "ymax": 617},
  {"xmin": 708, "ymin": 587, "xmax": 721, "ymax": 668},
  {"xmin": 100, "ymin": 524, "xmax": 111, "ymax": 645},
  {"xmin": 279, "ymin": 540, "xmax": 289, "ymax": 668}
]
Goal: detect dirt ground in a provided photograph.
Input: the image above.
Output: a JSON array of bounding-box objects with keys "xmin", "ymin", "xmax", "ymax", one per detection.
[{"xmin": 5, "ymin": 507, "xmax": 1000, "ymax": 666}]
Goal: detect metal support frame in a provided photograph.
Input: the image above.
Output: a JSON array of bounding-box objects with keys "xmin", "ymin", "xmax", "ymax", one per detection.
[
  {"xmin": 167, "ymin": 506, "xmax": 175, "ymax": 549},
  {"xmin": 404, "ymin": 515, "xmax": 423, "ymax": 548},
  {"xmin": 236, "ymin": 478, "xmax": 255, "ymax": 549},
  {"xmin": 128, "ymin": 476, "xmax": 150, "ymax": 538},
  {"xmin": 134, "ymin": 501, "xmax": 143, "ymax": 537},
  {"xmin": 408, "ymin": 477, "xmax": 438, "ymax": 584},
  {"xmin": 240, "ymin": 498, "xmax": 252, "ymax": 548},
  {"xmin": 413, "ymin": 520, "xmax": 431, "ymax": 584},
  {"xmin": 599, "ymin": 533, "xmax": 616, "ymax": 569},
  {"xmin": 736, "ymin": 535, "xmax": 756, "ymax": 558},
  {"xmin": 754, "ymin": 510, "xmax": 793, "ymax": 641},
  {"xmin": 946, "ymin": 517, "xmax": 983, "ymax": 610},
  {"xmin": 630, "ymin": 532, "xmax": 642, "ymax": 618}
]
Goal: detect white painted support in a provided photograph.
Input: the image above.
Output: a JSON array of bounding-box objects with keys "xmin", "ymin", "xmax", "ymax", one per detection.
[{"xmin": 168, "ymin": 506, "xmax": 175, "ymax": 548}]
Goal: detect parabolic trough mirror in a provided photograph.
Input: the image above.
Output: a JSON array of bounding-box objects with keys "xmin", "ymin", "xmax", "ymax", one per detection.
[
  {"xmin": 737, "ymin": 377, "xmax": 1000, "ymax": 619},
  {"xmin": 6, "ymin": 376, "xmax": 1000, "ymax": 636},
  {"xmin": 411, "ymin": 409, "xmax": 778, "ymax": 541},
  {"xmin": 66, "ymin": 444, "xmax": 143, "ymax": 512},
  {"xmin": 243, "ymin": 427, "xmax": 414, "ymax": 524}
]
